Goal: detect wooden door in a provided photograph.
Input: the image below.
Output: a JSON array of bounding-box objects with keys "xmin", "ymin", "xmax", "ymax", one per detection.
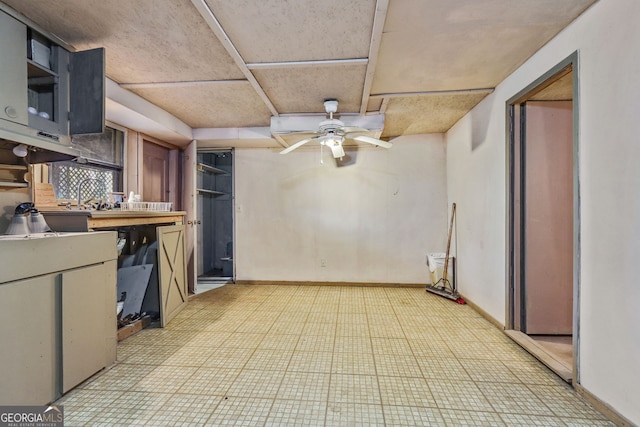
[
  {"xmin": 157, "ymin": 224, "xmax": 188, "ymax": 326},
  {"xmin": 143, "ymin": 141, "xmax": 170, "ymax": 202},
  {"xmin": 523, "ymin": 101, "xmax": 573, "ymax": 334}
]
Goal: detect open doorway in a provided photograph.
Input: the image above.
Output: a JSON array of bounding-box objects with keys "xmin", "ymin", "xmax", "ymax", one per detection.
[
  {"xmin": 506, "ymin": 52, "xmax": 579, "ymax": 383},
  {"xmin": 196, "ymin": 150, "xmax": 234, "ymax": 286}
]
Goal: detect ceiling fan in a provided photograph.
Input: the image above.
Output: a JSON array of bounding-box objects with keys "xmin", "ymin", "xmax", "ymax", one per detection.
[{"xmin": 277, "ymin": 99, "xmax": 392, "ymax": 159}]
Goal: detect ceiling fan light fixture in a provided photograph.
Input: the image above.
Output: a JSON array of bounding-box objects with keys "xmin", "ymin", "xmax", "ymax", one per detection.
[
  {"xmin": 320, "ymin": 134, "xmax": 343, "ymax": 147},
  {"xmin": 320, "ymin": 134, "xmax": 345, "ymax": 158}
]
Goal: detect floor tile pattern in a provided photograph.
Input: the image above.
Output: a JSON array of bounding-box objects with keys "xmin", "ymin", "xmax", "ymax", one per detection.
[{"xmin": 56, "ymin": 284, "xmax": 615, "ymax": 426}]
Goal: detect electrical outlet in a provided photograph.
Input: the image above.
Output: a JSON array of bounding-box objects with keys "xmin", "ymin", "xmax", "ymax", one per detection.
[{"xmin": 320, "ymin": 259, "xmax": 327, "ymax": 267}]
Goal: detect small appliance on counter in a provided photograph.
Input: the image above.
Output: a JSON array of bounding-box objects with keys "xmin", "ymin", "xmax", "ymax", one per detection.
[{"xmin": 4, "ymin": 202, "xmax": 52, "ymax": 235}]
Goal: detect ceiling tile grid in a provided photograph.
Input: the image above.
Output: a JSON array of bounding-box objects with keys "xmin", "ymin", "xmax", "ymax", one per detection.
[{"xmin": 0, "ymin": 0, "xmax": 597, "ymax": 143}]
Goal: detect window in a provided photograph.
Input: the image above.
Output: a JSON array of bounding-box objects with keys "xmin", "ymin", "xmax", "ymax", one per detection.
[{"xmin": 50, "ymin": 126, "xmax": 124, "ymax": 201}]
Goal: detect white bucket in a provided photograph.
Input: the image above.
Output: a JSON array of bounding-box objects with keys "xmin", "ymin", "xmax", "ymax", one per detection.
[{"xmin": 427, "ymin": 252, "xmax": 455, "ymax": 285}]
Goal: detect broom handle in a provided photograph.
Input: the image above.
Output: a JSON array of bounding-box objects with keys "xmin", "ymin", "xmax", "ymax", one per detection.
[{"xmin": 442, "ymin": 203, "xmax": 456, "ymax": 284}]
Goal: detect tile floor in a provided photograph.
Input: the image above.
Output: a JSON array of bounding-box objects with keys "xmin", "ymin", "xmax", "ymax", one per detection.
[{"xmin": 56, "ymin": 285, "xmax": 615, "ymax": 426}]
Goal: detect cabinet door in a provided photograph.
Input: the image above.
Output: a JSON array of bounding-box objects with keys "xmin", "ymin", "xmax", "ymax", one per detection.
[
  {"xmin": 157, "ymin": 224, "xmax": 188, "ymax": 326},
  {"xmin": 0, "ymin": 275, "xmax": 57, "ymax": 405},
  {"xmin": 61, "ymin": 261, "xmax": 116, "ymax": 393},
  {"xmin": 70, "ymin": 47, "xmax": 105, "ymax": 135},
  {"xmin": 0, "ymin": 11, "xmax": 28, "ymax": 126}
]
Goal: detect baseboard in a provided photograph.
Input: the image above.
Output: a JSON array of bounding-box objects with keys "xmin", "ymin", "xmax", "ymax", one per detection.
[
  {"xmin": 458, "ymin": 293, "xmax": 504, "ymax": 329},
  {"xmin": 574, "ymin": 384, "xmax": 636, "ymax": 427},
  {"xmin": 460, "ymin": 294, "xmax": 573, "ymax": 382},
  {"xmin": 234, "ymin": 280, "xmax": 425, "ymax": 288},
  {"xmin": 461, "ymin": 295, "xmax": 632, "ymax": 425}
]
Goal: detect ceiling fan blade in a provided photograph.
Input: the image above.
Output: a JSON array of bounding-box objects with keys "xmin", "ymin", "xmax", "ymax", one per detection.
[
  {"xmin": 351, "ymin": 135, "xmax": 393, "ymax": 149},
  {"xmin": 280, "ymin": 136, "xmax": 318, "ymax": 154}
]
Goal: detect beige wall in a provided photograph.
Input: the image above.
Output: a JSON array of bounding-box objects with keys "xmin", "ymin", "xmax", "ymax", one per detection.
[
  {"xmin": 446, "ymin": 0, "xmax": 640, "ymax": 422},
  {"xmin": 234, "ymin": 134, "xmax": 448, "ymax": 284}
]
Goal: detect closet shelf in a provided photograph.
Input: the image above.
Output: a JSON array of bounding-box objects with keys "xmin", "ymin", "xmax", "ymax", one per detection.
[
  {"xmin": 197, "ymin": 188, "xmax": 226, "ymax": 196},
  {"xmin": 197, "ymin": 162, "xmax": 227, "ymax": 175}
]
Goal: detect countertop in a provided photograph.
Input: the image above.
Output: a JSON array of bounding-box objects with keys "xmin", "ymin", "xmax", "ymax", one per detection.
[{"xmin": 40, "ymin": 209, "xmax": 186, "ymax": 231}]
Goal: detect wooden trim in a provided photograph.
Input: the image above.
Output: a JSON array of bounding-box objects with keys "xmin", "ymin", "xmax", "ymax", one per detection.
[
  {"xmin": 503, "ymin": 330, "xmax": 572, "ymax": 383},
  {"xmin": 168, "ymin": 149, "xmax": 180, "ymax": 209},
  {"xmin": 461, "ymin": 294, "xmax": 575, "ymax": 384},
  {"xmin": 574, "ymin": 384, "xmax": 635, "ymax": 427},
  {"xmin": 125, "ymin": 130, "xmax": 140, "ymax": 195},
  {"xmin": 140, "ymin": 133, "xmax": 179, "ymax": 150},
  {"xmin": 459, "ymin": 293, "xmax": 504, "ymax": 329},
  {"xmin": 234, "ymin": 280, "xmax": 425, "ymax": 288},
  {"xmin": 88, "ymin": 214, "xmax": 184, "ymax": 229},
  {"xmin": 117, "ymin": 316, "xmax": 151, "ymax": 341}
]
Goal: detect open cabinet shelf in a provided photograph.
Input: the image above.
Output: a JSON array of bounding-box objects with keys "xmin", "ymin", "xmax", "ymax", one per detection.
[
  {"xmin": 197, "ymin": 162, "xmax": 227, "ymax": 175},
  {"xmin": 0, "ymin": 163, "xmax": 29, "ymax": 187},
  {"xmin": 0, "ymin": 181, "xmax": 29, "ymax": 187},
  {"xmin": 197, "ymin": 188, "xmax": 226, "ymax": 196},
  {"xmin": 0, "ymin": 163, "xmax": 28, "ymax": 170}
]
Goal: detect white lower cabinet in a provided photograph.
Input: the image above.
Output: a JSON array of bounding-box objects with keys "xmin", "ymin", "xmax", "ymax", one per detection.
[{"xmin": 0, "ymin": 231, "xmax": 117, "ymax": 405}]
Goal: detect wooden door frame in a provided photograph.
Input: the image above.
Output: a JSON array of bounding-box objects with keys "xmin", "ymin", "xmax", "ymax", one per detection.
[
  {"xmin": 183, "ymin": 140, "xmax": 197, "ymax": 294},
  {"xmin": 505, "ymin": 51, "xmax": 581, "ymax": 382},
  {"xmin": 127, "ymin": 132, "xmax": 182, "ymax": 209}
]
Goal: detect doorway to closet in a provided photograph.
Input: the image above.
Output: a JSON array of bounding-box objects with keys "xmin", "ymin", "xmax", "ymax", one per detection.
[
  {"xmin": 196, "ymin": 150, "xmax": 234, "ymax": 284},
  {"xmin": 506, "ymin": 53, "xmax": 579, "ymax": 383}
]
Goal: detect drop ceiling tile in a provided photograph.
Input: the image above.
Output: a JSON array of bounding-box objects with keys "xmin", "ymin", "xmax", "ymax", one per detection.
[
  {"xmin": 366, "ymin": 98, "xmax": 383, "ymax": 112},
  {"xmin": 253, "ymin": 65, "xmax": 367, "ymax": 114},
  {"xmin": 205, "ymin": 0, "xmax": 375, "ymax": 63},
  {"xmin": 128, "ymin": 82, "xmax": 272, "ymax": 128},
  {"xmin": 381, "ymin": 92, "xmax": 490, "ymax": 137},
  {"xmin": 372, "ymin": 0, "xmax": 596, "ymax": 94},
  {"xmin": 3, "ymin": 0, "xmax": 245, "ymax": 83}
]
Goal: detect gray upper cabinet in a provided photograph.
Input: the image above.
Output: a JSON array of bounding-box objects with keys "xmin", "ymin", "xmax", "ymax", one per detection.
[
  {"xmin": 0, "ymin": 10, "xmax": 28, "ymax": 127},
  {"xmin": 0, "ymin": 10, "xmax": 105, "ymax": 142},
  {"xmin": 26, "ymin": 31, "xmax": 69, "ymax": 137}
]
